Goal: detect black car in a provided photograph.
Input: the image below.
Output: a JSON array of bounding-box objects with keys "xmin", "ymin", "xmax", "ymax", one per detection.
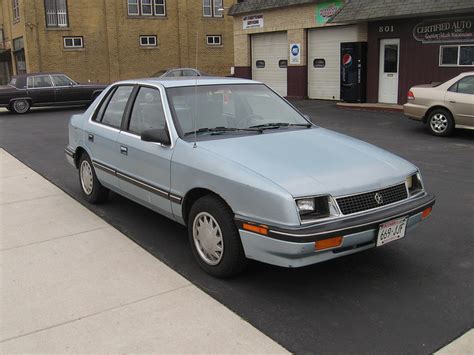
[{"xmin": 0, "ymin": 73, "xmax": 107, "ymax": 114}]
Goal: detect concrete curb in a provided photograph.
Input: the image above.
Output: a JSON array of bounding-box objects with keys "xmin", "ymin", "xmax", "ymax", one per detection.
[{"xmin": 337, "ymin": 102, "xmax": 404, "ymax": 113}]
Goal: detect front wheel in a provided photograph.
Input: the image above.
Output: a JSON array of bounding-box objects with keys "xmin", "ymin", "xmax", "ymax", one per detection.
[
  {"xmin": 78, "ymin": 153, "xmax": 109, "ymax": 204},
  {"xmin": 427, "ymin": 108, "xmax": 454, "ymax": 137},
  {"xmin": 188, "ymin": 195, "xmax": 247, "ymax": 278},
  {"xmin": 11, "ymin": 99, "xmax": 30, "ymax": 114}
]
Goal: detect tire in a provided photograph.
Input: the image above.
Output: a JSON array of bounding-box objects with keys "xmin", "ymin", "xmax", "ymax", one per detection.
[
  {"xmin": 78, "ymin": 153, "xmax": 109, "ymax": 204},
  {"xmin": 427, "ymin": 108, "xmax": 454, "ymax": 137},
  {"xmin": 188, "ymin": 195, "xmax": 247, "ymax": 278},
  {"xmin": 11, "ymin": 99, "xmax": 30, "ymax": 114}
]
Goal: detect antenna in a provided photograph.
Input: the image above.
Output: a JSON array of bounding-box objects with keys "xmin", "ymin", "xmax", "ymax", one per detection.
[{"xmin": 193, "ymin": 28, "xmax": 199, "ymax": 149}]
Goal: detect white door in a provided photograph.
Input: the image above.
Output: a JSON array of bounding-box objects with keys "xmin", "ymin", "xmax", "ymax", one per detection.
[
  {"xmin": 378, "ymin": 38, "xmax": 400, "ymax": 103},
  {"xmin": 251, "ymin": 32, "xmax": 287, "ymax": 96}
]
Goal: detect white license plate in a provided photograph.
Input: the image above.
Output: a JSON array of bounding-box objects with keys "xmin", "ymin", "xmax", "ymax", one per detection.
[{"xmin": 376, "ymin": 217, "xmax": 408, "ymax": 247}]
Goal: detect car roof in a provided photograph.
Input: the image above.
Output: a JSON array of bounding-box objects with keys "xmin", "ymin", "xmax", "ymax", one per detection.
[
  {"xmin": 114, "ymin": 76, "xmax": 261, "ymax": 88},
  {"xmin": 12, "ymin": 72, "xmax": 67, "ymax": 78}
]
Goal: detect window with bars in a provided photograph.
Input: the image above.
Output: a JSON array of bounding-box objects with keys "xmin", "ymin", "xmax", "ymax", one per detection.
[
  {"xmin": 12, "ymin": 0, "xmax": 20, "ymax": 22},
  {"xmin": 127, "ymin": 0, "xmax": 166, "ymax": 16},
  {"xmin": 45, "ymin": 0, "xmax": 68, "ymax": 27},
  {"xmin": 203, "ymin": 0, "xmax": 223, "ymax": 17}
]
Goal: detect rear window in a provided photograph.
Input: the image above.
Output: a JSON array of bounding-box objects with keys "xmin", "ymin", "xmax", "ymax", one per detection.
[{"xmin": 9, "ymin": 78, "xmax": 17, "ymax": 87}]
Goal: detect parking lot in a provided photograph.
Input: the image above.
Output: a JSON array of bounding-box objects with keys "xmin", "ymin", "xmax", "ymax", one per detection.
[{"xmin": 0, "ymin": 102, "xmax": 473, "ymax": 353}]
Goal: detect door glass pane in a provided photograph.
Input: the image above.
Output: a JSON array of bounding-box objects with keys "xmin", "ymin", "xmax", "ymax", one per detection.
[
  {"xmin": 383, "ymin": 44, "xmax": 398, "ymax": 73},
  {"xmin": 129, "ymin": 87, "xmax": 166, "ymax": 134},
  {"xmin": 441, "ymin": 47, "xmax": 458, "ymax": 65},
  {"xmin": 459, "ymin": 46, "xmax": 474, "ymax": 66},
  {"xmin": 52, "ymin": 75, "xmax": 74, "ymax": 86},
  {"xmin": 33, "ymin": 76, "xmax": 53, "ymax": 88},
  {"xmin": 457, "ymin": 76, "xmax": 474, "ymax": 95},
  {"xmin": 102, "ymin": 86, "xmax": 133, "ymax": 128}
]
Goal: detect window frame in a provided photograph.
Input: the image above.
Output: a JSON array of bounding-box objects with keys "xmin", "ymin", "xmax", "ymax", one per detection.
[
  {"xmin": 92, "ymin": 85, "xmax": 135, "ymax": 130},
  {"xmin": 27, "ymin": 75, "xmax": 54, "ymax": 89},
  {"xmin": 127, "ymin": 0, "xmax": 166, "ymax": 17},
  {"xmin": 449, "ymin": 75, "xmax": 474, "ymax": 95},
  {"xmin": 439, "ymin": 45, "xmax": 474, "ymax": 67},
  {"xmin": 12, "ymin": 0, "xmax": 20, "ymax": 22},
  {"xmin": 51, "ymin": 74, "xmax": 76, "ymax": 87},
  {"xmin": 63, "ymin": 36, "xmax": 84, "ymax": 49},
  {"xmin": 206, "ymin": 35, "xmax": 222, "ymax": 46},
  {"xmin": 139, "ymin": 35, "xmax": 157, "ymax": 47},
  {"xmin": 203, "ymin": 0, "xmax": 223, "ymax": 18},
  {"xmin": 44, "ymin": 0, "xmax": 69, "ymax": 28}
]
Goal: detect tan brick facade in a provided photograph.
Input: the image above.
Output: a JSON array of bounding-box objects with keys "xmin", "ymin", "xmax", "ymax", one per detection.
[{"xmin": 0, "ymin": 0, "xmax": 236, "ymax": 84}]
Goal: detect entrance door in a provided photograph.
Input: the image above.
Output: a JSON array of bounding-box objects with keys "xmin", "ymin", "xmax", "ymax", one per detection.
[{"xmin": 378, "ymin": 38, "xmax": 399, "ymax": 104}]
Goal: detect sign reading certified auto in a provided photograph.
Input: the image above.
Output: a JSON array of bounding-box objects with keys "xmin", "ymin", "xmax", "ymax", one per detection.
[
  {"xmin": 315, "ymin": 0, "xmax": 344, "ymax": 25},
  {"xmin": 243, "ymin": 14, "xmax": 263, "ymax": 29},
  {"xmin": 290, "ymin": 43, "xmax": 301, "ymax": 64},
  {"xmin": 413, "ymin": 17, "xmax": 474, "ymax": 43}
]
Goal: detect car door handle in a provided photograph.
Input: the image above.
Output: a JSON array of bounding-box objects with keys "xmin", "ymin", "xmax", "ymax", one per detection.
[
  {"xmin": 88, "ymin": 133, "xmax": 94, "ymax": 142},
  {"xmin": 449, "ymin": 100, "xmax": 456, "ymax": 103},
  {"xmin": 120, "ymin": 146, "xmax": 128, "ymax": 155}
]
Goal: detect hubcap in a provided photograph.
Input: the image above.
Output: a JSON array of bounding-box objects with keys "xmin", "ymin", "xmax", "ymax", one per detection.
[
  {"xmin": 430, "ymin": 113, "xmax": 448, "ymax": 133},
  {"xmin": 192, "ymin": 212, "xmax": 224, "ymax": 265},
  {"xmin": 14, "ymin": 100, "xmax": 28, "ymax": 113},
  {"xmin": 80, "ymin": 160, "xmax": 94, "ymax": 195}
]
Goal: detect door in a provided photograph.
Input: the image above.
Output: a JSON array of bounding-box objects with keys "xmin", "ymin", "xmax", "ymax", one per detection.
[
  {"xmin": 116, "ymin": 85, "xmax": 174, "ymax": 219},
  {"xmin": 445, "ymin": 75, "xmax": 474, "ymax": 127},
  {"xmin": 251, "ymin": 32, "xmax": 288, "ymax": 96},
  {"xmin": 378, "ymin": 38, "xmax": 400, "ymax": 104},
  {"xmin": 26, "ymin": 75, "xmax": 56, "ymax": 104},
  {"xmin": 308, "ymin": 25, "xmax": 366, "ymax": 100},
  {"xmin": 51, "ymin": 74, "xmax": 89, "ymax": 103},
  {"xmin": 85, "ymin": 85, "xmax": 134, "ymax": 189}
]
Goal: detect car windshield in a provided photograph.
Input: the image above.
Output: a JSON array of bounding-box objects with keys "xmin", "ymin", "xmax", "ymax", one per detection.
[{"xmin": 166, "ymin": 84, "xmax": 310, "ymax": 137}]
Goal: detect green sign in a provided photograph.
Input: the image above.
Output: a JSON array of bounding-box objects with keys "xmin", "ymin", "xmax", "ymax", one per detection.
[{"xmin": 316, "ymin": 0, "xmax": 344, "ymax": 25}]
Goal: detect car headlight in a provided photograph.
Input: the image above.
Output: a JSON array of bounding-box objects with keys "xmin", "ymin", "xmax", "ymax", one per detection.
[
  {"xmin": 295, "ymin": 196, "xmax": 340, "ymax": 221},
  {"xmin": 406, "ymin": 172, "xmax": 424, "ymax": 196}
]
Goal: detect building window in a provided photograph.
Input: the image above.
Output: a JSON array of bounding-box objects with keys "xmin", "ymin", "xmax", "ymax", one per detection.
[
  {"xmin": 139, "ymin": 35, "xmax": 157, "ymax": 47},
  {"xmin": 206, "ymin": 35, "xmax": 222, "ymax": 46},
  {"xmin": 45, "ymin": 0, "xmax": 68, "ymax": 27},
  {"xmin": 63, "ymin": 36, "xmax": 83, "ymax": 49},
  {"xmin": 12, "ymin": 0, "xmax": 20, "ymax": 22},
  {"xmin": 128, "ymin": 0, "xmax": 166, "ymax": 16},
  {"xmin": 256, "ymin": 60, "xmax": 265, "ymax": 68},
  {"xmin": 203, "ymin": 0, "xmax": 223, "ymax": 18},
  {"xmin": 279, "ymin": 59, "xmax": 288, "ymax": 68},
  {"xmin": 440, "ymin": 45, "xmax": 474, "ymax": 67}
]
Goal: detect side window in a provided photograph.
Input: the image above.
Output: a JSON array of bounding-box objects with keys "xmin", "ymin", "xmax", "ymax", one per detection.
[
  {"xmin": 27, "ymin": 77, "xmax": 33, "ymax": 88},
  {"xmin": 33, "ymin": 75, "xmax": 53, "ymax": 88},
  {"xmin": 457, "ymin": 76, "xmax": 474, "ymax": 95},
  {"xmin": 182, "ymin": 70, "xmax": 198, "ymax": 77},
  {"xmin": 52, "ymin": 75, "xmax": 74, "ymax": 86},
  {"xmin": 101, "ymin": 86, "xmax": 134, "ymax": 128},
  {"xmin": 128, "ymin": 87, "xmax": 166, "ymax": 135},
  {"xmin": 167, "ymin": 70, "xmax": 182, "ymax": 77}
]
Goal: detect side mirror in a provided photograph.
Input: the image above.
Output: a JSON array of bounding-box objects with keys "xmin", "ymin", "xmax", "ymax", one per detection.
[{"xmin": 141, "ymin": 128, "xmax": 171, "ymax": 146}]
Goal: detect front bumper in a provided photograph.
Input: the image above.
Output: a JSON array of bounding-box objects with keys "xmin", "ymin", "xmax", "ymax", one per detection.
[{"xmin": 237, "ymin": 193, "xmax": 435, "ymax": 268}]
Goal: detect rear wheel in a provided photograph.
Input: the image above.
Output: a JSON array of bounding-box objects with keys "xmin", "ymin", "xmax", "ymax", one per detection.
[
  {"xmin": 427, "ymin": 108, "xmax": 454, "ymax": 137},
  {"xmin": 11, "ymin": 99, "xmax": 30, "ymax": 114},
  {"xmin": 188, "ymin": 195, "xmax": 247, "ymax": 278},
  {"xmin": 78, "ymin": 153, "xmax": 109, "ymax": 204}
]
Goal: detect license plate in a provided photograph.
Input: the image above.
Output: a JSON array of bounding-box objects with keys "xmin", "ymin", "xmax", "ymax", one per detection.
[{"xmin": 376, "ymin": 217, "xmax": 408, "ymax": 247}]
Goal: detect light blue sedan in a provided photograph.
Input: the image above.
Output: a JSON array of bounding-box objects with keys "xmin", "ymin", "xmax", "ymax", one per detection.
[{"xmin": 65, "ymin": 77, "xmax": 436, "ymax": 277}]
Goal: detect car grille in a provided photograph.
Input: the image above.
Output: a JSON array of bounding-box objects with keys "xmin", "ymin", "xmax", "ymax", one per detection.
[{"xmin": 336, "ymin": 183, "xmax": 408, "ymax": 215}]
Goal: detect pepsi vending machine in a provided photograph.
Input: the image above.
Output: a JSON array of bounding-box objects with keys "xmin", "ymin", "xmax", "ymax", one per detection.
[{"xmin": 340, "ymin": 42, "xmax": 367, "ymax": 103}]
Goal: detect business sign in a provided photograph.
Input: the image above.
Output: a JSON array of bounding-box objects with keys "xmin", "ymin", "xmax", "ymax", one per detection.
[
  {"xmin": 316, "ymin": 0, "xmax": 344, "ymax": 25},
  {"xmin": 413, "ymin": 17, "xmax": 474, "ymax": 43},
  {"xmin": 243, "ymin": 14, "xmax": 264, "ymax": 29},
  {"xmin": 290, "ymin": 43, "xmax": 301, "ymax": 64}
]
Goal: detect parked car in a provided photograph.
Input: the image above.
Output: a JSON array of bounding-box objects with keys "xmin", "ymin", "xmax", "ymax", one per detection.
[
  {"xmin": 151, "ymin": 68, "xmax": 208, "ymax": 78},
  {"xmin": 403, "ymin": 72, "xmax": 474, "ymax": 136},
  {"xmin": 0, "ymin": 73, "xmax": 107, "ymax": 114},
  {"xmin": 65, "ymin": 77, "xmax": 435, "ymax": 277}
]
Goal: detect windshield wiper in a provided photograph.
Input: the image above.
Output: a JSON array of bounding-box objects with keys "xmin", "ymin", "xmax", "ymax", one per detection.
[
  {"xmin": 248, "ymin": 122, "xmax": 312, "ymax": 130},
  {"xmin": 184, "ymin": 126, "xmax": 262, "ymax": 136}
]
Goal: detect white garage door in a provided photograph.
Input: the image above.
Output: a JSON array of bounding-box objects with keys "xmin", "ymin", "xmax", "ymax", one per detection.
[
  {"xmin": 252, "ymin": 32, "xmax": 288, "ymax": 97},
  {"xmin": 308, "ymin": 25, "xmax": 367, "ymax": 100}
]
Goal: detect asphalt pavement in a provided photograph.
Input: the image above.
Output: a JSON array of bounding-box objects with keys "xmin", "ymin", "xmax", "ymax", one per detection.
[{"xmin": 0, "ymin": 102, "xmax": 473, "ymax": 354}]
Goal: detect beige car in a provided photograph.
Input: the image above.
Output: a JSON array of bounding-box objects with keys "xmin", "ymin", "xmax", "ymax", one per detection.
[{"xmin": 403, "ymin": 72, "xmax": 474, "ymax": 136}]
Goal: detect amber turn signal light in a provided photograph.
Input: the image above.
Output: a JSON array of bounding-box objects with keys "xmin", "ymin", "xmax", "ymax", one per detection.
[
  {"xmin": 422, "ymin": 207, "xmax": 432, "ymax": 220},
  {"xmin": 243, "ymin": 223, "xmax": 268, "ymax": 236},
  {"xmin": 315, "ymin": 236, "xmax": 343, "ymax": 251}
]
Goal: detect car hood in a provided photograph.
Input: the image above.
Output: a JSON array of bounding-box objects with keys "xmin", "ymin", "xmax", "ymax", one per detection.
[{"xmin": 197, "ymin": 128, "xmax": 416, "ymax": 197}]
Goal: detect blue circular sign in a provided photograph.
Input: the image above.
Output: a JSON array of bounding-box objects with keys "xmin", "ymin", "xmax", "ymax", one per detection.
[{"xmin": 291, "ymin": 44, "xmax": 299, "ymax": 56}]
